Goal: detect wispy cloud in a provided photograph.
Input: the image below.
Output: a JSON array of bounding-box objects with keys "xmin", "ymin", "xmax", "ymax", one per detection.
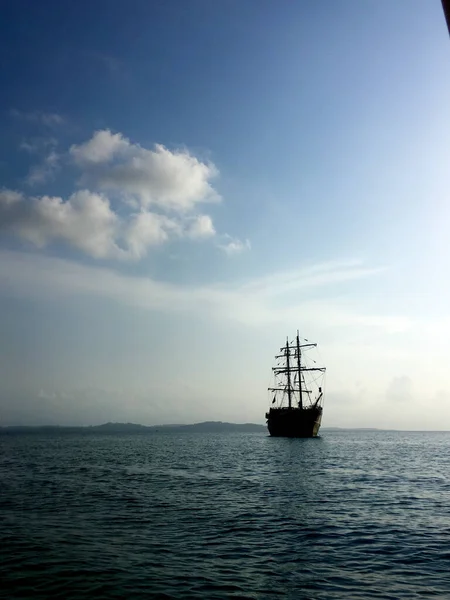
[
  {"xmin": 26, "ymin": 151, "xmax": 60, "ymax": 186},
  {"xmin": 10, "ymin": 109, "xmax": 65, "ymax": 127},
  {"xmin": 240, "ymin": 259, "xmax": 386, "ymax": 296},
  {"xmin": 20, "ymin": 137, "xmax": 58, "ymax": 154},
  {"xmin": 0, "ymin": 250, "xmax": 399, "ymax": 332},
  {"xmin": 89, "ymin": 52, "xmax": 125, "ymax": 76},
  {"xmin": 18, "ymin": 136, "xmax": 61, "ymax": 186}
]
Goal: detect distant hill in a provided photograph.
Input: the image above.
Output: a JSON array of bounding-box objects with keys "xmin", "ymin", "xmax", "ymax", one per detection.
[{"xmin": 0, "ymin": 421, "xmax": 267, "ymax": 434}]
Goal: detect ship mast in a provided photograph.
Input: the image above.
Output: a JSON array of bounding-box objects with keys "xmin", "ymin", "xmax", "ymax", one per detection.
[
  {"xmin": 296, "ymin": 331, "xmax": 303, "ymax": 409},
  {"xmin": 285, "ymin": 337, "xmax": 292, "ymax": 408},
  {"xmin": 269, "ymin": 333, "xmax": 326, "ymax": 409}
]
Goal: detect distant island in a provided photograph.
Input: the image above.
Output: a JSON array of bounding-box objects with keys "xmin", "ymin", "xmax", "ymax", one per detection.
[
  {"xmin": 0, "ymin": 422, "xmax": 385, "ymax": 434},
  {"xmin": 0, "ymin": 421, "xmax": 268, "ymax": 434}
]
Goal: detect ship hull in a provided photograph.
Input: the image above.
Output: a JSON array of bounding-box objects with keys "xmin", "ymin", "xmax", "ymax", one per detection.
[{"xmin": 265, "ymin": 406, "xmax": 322, "ymax": 438}]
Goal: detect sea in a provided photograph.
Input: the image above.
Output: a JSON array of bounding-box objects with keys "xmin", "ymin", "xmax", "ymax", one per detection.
[{"xmin": 1, "ymin": 428, "xmax": 449, "ymax": 599}]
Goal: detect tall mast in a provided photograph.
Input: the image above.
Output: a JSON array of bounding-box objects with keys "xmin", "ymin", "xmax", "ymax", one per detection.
[
  {"xmin": 285, "ymin": 337, "xmax": 292, "ymax": 408},
  {"xmin": 296, "ymin": 331, "xmax": 303, "ymax": 409},
  {"xmin": 268, "ymin": 333, "xmax": 326, "ymax": 407}
]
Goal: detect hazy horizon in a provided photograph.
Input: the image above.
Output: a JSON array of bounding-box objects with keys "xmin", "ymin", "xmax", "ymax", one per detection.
[
  {"xmin": 2, "ymin": 419, "xmax": 449, "ymax": 432},
  {"xmin": 1, "ymin": 1, "xmax": 450, "ymax": 430}
]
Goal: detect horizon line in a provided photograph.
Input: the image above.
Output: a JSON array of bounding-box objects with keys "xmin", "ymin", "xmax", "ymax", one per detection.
[{"xmin": 1, "ymin": 421, "xmax": 449, "ymax": 433}]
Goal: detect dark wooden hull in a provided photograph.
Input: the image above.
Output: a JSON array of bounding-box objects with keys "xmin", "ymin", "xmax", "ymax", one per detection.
[{"xmin": 265, "ymin": 406, "xmax": 322, "ymax": 438}]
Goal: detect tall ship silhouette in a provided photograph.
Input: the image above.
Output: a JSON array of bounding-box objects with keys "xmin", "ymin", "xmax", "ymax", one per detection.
[{"xmin": 266, "ymin": 331, "xmax": 326, "ymax": 437}]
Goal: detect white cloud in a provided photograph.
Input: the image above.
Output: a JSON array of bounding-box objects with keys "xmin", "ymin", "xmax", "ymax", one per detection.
[
  {"xmin": 218, "ymin": 235, "xmax": 251, "ymax": 255},
  {"xmin": 0, "ymin": 189, "xmax": 22, "ymax": 206},
  {"xmin": 70, "ymin": 130, "xmax": 128, "ymax": 164},
  {"xmin": 0, "ymin": 189, "xmax": 216, "ymax": 260},
  {"xmin": 124, "ymin": 211, "xmax": 180, "ymax": 259},
  {"xmin": 2, "ymin": 128, "xmax": 248, "ymax": 259},
  {"xmin": 0, "ymin": 189, "xmax": 122, "ymax": 259},
  {"xmin": 70, "ymin": 129, "xmax": 219, "ymax": 212},
  {"xmin": 187, "ymin": 215, "xmax": 216, "ymax": 239}
]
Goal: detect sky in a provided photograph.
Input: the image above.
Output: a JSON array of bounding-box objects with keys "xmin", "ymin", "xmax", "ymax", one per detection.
[{"xmin": 1, "ymin": 0, "xmax": 450, "ymax": 429}]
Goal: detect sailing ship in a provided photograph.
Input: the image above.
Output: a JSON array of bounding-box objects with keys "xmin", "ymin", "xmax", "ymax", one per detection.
[{"xmin": 265, "ymin": 331, "xmax": 326, "ymax": 437}]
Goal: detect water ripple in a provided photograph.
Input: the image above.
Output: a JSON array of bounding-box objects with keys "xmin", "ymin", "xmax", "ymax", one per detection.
[{"xmin": 1, "ymin": 430, "xmax": 450, "ymax": 598}]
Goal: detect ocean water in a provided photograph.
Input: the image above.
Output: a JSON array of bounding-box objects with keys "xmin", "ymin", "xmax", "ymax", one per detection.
[{"xmin": 1, "ymin": 429, "xmax": 449, "ymax": 599}]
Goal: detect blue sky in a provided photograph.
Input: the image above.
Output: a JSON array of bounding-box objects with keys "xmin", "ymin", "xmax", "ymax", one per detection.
[{"xmin": 1, "ymin": 0, "xmax": 450, "ymax": 428}]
